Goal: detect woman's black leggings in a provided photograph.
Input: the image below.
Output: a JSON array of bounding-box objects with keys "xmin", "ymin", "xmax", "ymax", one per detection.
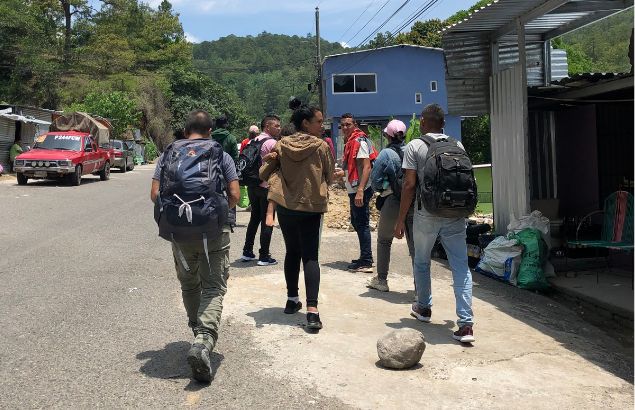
[{"xmin": 277, "ymin": 212, "xmax": 322, "ymax": 308}]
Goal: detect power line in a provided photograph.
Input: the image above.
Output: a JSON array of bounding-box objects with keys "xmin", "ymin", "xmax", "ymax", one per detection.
[
  {"xmin": 344, "ymin": 0, "xmax": 393, "ymax": 45},
  {"xmin": 389, "ymin": 0, "xmax": 441, "ymax": 37},
  {"xmin": 337, "ymin": 0, "xmax": 377, "ymax": 43},
  {"xmin": 356, "ymin": 0, "xmax": 413, "ymax": 47}
]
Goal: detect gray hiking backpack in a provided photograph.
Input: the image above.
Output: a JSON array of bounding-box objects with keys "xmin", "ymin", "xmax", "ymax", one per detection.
[
  {"xmin": 417, "ymin": 134, "xmax": 478, "ymax": 218},
  {"xmin": 154, "ymin": 139, "xmax": 229, "ymax": 243}
]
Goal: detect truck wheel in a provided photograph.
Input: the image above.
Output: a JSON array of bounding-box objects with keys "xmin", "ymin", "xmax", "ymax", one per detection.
[
  {"xmin": 99, "ymin": 162, "xmax": 110, "ymax": 181},
  {"xmin": 16, "ymin": 173, "xmax": 28, "ymax": 185},
  {"xmin": 70, "ymin": 165, "xmax": 82, "ymax": 186},
  {"xmin": 121, "ymin": 159, "xmax": 127, "ymax": 173}
]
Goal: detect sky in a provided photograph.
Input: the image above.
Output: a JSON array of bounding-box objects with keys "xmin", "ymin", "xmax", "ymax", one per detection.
[{"xmin": 146, "ymin": 0, "xmax": 478, "ymax": 46}]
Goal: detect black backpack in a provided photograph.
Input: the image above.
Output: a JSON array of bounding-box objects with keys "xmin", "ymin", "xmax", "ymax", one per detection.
[
  {"xmin": 417, "ymin": 134, "xmax": 478, "ymax": 218},
  {"xmin": 237, "ymin": 137, "xmax": 271, "ymax": 187},
  {"xmin": 154, "ymin": 139, "xmax": 229, "ymax": 243}
]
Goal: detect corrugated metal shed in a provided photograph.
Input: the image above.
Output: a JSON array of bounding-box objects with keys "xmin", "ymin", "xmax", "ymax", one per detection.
[
  {"xmin": 441, "ymin": 0, "xmax": 633, "ymax": 115},
  {"xmin": 0, "ymin": 106, "xmax": 58, "ymax": 170}
]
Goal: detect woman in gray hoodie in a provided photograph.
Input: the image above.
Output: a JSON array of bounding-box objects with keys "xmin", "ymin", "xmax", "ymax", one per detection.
[{"xmin": 260, "ymin": 106, "xmax": 335, "ymax": 331}]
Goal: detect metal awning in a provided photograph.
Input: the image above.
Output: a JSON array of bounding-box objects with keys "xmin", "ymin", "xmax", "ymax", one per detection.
[
  {"xmin": 0, "ymin": 113, "xmax": 51, "ymax": 125},
  {"xmin": 441, "ymin": 0, "xmax": 633, "ymax": 115},
  {"xmin": 443, "ymin": 0, "xmax": 632, "ymax": 39}
]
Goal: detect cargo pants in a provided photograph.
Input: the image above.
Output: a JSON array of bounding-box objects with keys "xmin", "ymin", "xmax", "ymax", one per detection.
[{"xmin": 171, "ymin": 230, "xmax": 230, "ymax": 351}]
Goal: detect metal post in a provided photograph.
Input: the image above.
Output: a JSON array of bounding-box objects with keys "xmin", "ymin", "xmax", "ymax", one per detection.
[
  {"xmin": 517, "ymin": 18, "xmax": 531, "ymax": 214},
  {"xmin": 316, "ymin": 7, "xmax": 324, "ymax": 113}
]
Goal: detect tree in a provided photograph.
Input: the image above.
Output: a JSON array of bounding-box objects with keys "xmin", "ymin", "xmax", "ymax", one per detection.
[
  {"xmin": 395, "ymin": 19, "xmax": 445, "ymax": 48},
  {"xmin": 59, "ymin": 0, "xmax": 90, "ymax": 63},
  {"xmin": 67, "ymin": 91, "xmax": 141, "ymax": 138},
  {"xmin": 366, "ymin": 32, "xmax": 396, "ymax": 49},
  {"xmin": 461, "ymin": 116, "xmax": 491, "ymax": 165},
  {"xmin": 0, "ymin": 0, "xmax": 62, "ymax": 108}
]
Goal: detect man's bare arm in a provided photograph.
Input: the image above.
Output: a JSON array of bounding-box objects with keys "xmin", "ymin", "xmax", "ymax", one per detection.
[
  {"xmin": 227, "ymin": 180, "xmax": 240, "ymax": 209},
  {"xmin": 151, "ymin": 179, "xmax": 160, "ymax": 203},
  {"xmin": 394, "ymin": 169, "xmax": 417, "ymax": 238}
]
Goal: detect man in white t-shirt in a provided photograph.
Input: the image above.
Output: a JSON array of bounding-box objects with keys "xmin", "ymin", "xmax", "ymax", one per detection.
[{"xmin": 394, "ymin": 104, "xmax": 475, "ymax": 344}]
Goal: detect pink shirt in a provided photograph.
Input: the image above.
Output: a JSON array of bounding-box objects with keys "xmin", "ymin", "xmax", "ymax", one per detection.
[{"xmin": 255, "ymin": 132, "xmax": 277, "ymax": 188}]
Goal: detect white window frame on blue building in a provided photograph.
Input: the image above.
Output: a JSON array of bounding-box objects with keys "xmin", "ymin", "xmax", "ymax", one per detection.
[{"xmin": 332, "ymin": 73, "xmax": 377, "ymax": 94}]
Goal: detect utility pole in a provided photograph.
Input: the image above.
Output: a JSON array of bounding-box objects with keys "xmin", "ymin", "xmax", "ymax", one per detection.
[{"xmin": 315, "ymin": 6, "xmax": 324, "ymax": 113}]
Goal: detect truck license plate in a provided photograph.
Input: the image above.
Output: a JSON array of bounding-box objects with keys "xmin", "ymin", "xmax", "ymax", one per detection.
[{"xmin": 34, "ymin": 171, "xmax": 47, "ymax": 178}]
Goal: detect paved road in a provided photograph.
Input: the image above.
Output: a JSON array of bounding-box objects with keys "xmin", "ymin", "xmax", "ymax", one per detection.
[
  {"xmin": 0, "ymin": 167, "xmax": 348, "ymax": 408},
  {"xmin": 1, "ymin": 166, "xmax": 632, "ymax": 409}
]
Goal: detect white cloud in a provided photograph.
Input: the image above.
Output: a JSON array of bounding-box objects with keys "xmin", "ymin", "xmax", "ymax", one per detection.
[
  {"xmin": 340, "ymin": 41, "xmax": 351, "ymax": 48},
  {"xmin": 185, "ymin": 32, "xmax": 201, "ymax": 43}
]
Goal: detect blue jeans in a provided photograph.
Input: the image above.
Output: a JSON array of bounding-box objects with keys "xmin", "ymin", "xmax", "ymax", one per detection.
[
  {"xmin": 412, "ymin": 211, "xmax": 473, "ymax": 326},
  {"xmin": 349, "ymin": 187, "xmax": 373, "ymax": 264}
]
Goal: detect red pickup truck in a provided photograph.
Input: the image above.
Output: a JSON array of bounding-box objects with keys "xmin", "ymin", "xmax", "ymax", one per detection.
[{"xmin": 13, "ymin": 131, "xmax": 114, "ymax": 186}]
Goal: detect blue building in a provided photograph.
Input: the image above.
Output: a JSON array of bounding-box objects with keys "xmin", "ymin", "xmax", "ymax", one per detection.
[{"xmin": 322, "ymin": 44, "xmax": 461, "ymax": 155}]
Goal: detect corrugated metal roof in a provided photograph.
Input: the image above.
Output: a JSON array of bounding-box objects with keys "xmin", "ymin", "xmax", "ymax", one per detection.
[
  {"xmin": 551, "ymin": 72, "xmax": 633, "ymax": 85},
  {"xmin": 443, "ymin": 0, "xmax": 632, "ymax": 37},
  {"xmin": 441, "ymin": 0, "xmax": 633, "ymax": 115}
]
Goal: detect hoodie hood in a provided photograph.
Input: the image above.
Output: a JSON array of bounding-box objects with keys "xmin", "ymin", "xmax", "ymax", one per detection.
[
  {"xmin": 278, "ymin": 132, "xmax": 324, "ymax": 162},
  {"xmin": 211, "ymin": 128, "xmax": 231, "ymax": 143}
]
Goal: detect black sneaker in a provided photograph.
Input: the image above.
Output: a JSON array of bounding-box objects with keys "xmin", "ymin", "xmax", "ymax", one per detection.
[
  {"xmin": 240, "ymin": 251, "xmax": 257, "ymax": 262},
  {"xmin": 284, "ymin": 300, "xmax": 302, "ymax": 314},
  {"xmin": 347, "ymin": 261, "xmax": 373, "ymax": 273},
  {"xmin": 306, "ymin": 312, "xmax": 323, "ymax": 331},
  {"xmin": 410, "ymin": 303, "xmax": 432, "ymax": 323},
  {"xmin": 187, "ymin": 343, "xmax": 212, "ymax": 383},
  {"xmin": 257, "ymin": 256, "xmax": 278, "ymax": 266}
]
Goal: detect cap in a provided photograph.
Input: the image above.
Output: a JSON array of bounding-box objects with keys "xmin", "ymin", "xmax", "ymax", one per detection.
[
  {"xmin": 383, "ymin": 119, "xmax": 407, "ymax": 138},
  {"xmin": 248, "ymin": 125, "xmax": 259, "ymax": 133}
]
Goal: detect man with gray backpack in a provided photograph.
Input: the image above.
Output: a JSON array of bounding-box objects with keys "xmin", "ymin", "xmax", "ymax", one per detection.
[
  {"xmin": 150, "ymin": 110, "xmax": 240, "ymax": 382},
  {"xmin": 394, "ymin": 104, "xmax": 478, "ymax": 344}
]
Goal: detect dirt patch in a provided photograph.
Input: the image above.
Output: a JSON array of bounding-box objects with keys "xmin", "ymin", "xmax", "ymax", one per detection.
[
  {"xmin": 0, "ymin": 174, "xmax": 16, "ymax": 182},
  {"xmin": 325, "ymin": 186, "xmax": 491, "ymax": 231},
  {"xmin": 325, "ymin": 186, "xmax": 379, "ymax": 230}
]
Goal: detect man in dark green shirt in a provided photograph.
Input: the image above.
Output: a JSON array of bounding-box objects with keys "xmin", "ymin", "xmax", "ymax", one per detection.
[{"xmin": 211, "ymin": 115, "xmax": 238, "ymax": 163}]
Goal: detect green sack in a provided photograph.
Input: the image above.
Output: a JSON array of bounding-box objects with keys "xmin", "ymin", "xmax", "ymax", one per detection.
[
  {"xmin": 238, "ymin": 186, "xmax": 250, "ymax": 209},
  {"xmin": 509, "ymin": 228, "xmax": 550, "ymax": 291}
]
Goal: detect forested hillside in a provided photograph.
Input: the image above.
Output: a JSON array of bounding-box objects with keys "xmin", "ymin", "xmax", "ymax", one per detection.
[
  {"xmin": 554, "ymin": 8, "xmax": 633, "ymax": 74},
  {"xmin": 193, "ymin": 34, "xmax": 346, "ymax": 121}
]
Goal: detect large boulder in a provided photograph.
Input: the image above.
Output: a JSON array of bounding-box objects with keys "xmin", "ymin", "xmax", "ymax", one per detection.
[{"xmin": 377, "ymin": 329, "xmax": 426, "ymax": 369}]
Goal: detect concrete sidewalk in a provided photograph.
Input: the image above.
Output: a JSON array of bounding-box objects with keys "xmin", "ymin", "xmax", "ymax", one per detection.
[{"xmin": 225, "ymin": 210, "xmax": 633, "ymax": 409}]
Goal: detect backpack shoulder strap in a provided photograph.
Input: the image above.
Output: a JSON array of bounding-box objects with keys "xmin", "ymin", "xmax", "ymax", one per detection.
[
  {"xmin": 387, "ymin": 143, "xmax": 404, "ymax": 162},
  {"xmin": 419, "ymin": 134, "xmax": 438, "ymax": 146}
]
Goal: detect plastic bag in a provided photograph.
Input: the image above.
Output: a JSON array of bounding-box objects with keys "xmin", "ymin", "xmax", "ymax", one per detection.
[
  {"xmin": 507, "ymin": 210, "xmax": 551, "ymax": 248},
  {"xmin": 509, "ymin": 228, "xmax": 550, "ymax": 290},
  {"xmin": 475, "ymin": 236, "xmax": 523, "ymax": 285}
]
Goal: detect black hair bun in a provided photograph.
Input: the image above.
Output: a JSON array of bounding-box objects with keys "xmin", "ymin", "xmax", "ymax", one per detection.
[{"xmin": 288, "ymin": 97, "xmax": 302, "ymax": 111}]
